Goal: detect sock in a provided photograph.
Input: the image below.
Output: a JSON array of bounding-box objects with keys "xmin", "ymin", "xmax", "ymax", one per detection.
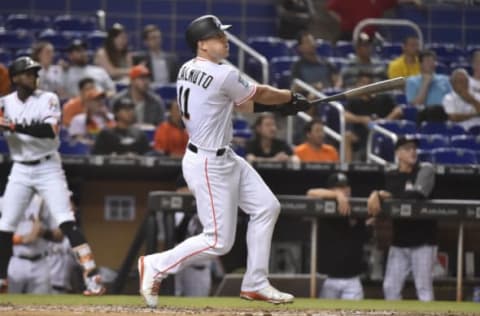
[{"xmin": 0, "ymin": 231, "xmax": 13, "ymax": 279}]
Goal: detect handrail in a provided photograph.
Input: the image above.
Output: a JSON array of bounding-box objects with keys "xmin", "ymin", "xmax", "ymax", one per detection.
[
  {"xmin": 225, "ymin": 31, "xmax": 269, "ymax": 84},
  {"xmin": 291, "ymin": 79, "xmax": 345, "ymax": 163},
  {"xmin": 353, "ymin": 18, "xmax": 424, "ymax": 49},
  {"xmin": 366, "ymin": 122, "xmax": 399, "ymax": 165}
]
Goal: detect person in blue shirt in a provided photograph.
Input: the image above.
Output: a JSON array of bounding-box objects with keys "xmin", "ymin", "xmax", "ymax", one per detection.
[{"xmin": 405, "ymin": 50, "xmax": 451, "ymax": 106}]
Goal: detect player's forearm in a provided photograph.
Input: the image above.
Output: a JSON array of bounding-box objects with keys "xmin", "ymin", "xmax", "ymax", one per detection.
[
  {"xmin": 11, "ymin": 123, "xmax": 56, "ymax": 138},
  {"xmin": 252, "ymin": 85, "xmax": 292, "ymax": 105},
  {"xmin": 306, "ymin": 188, "xmax": 338, "ymax": 199}
]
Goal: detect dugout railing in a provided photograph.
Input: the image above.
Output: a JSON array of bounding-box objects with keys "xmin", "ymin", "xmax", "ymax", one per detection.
[{"xmin": 113, "ymin": 191, "xmax": 480, "ymax": 301}]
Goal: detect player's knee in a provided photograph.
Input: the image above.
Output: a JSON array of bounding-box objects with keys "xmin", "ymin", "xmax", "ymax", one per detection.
[
  {"xmin": 383, "ymin": 279, "xmax": 399, "ymax": 299},
  {"xmin": 59, "ymin": 221, "xmax": 86, "ymax": 247},
  {"xmin": 211, "ymin": 237, "xmax": 234, "ymax": 255}
]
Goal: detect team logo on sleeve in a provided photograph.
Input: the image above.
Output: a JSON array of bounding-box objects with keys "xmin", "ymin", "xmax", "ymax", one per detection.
[
  {"xmin": 48, "ymin": 97, "xmax": 58, "ymax": 110},
  {"xmin": 238, "ymin": 74, "xmax": 249, "ymax": 88}
]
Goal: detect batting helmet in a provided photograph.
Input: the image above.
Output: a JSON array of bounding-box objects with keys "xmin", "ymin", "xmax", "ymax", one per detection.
[
  {"xmin": 8, "ymin": 56, "xmax": 41, "ymax": 78},
  {"xmin": 185, "ymin": 15, "xmax": 231, "ymax": 52}
]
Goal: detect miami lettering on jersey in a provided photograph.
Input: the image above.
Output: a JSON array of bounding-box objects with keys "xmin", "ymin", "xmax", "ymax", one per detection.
[{"xmin": 177, "ymin": 65, "xmax": 213, "ymax": 89}]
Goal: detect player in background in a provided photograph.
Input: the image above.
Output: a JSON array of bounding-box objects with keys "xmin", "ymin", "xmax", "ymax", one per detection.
[
  {"xmin": 138, "ymin": 15, "xmax": 311, "ymax": 307},
  {"xmin": 0, "ymin": 56, "xmax": 105, "ymax": 296}
]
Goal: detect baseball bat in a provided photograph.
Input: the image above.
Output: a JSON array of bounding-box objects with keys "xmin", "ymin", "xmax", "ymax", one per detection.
[{"xmin": 309, "ymin": 77, "xmax": 406, "ymax": 106}]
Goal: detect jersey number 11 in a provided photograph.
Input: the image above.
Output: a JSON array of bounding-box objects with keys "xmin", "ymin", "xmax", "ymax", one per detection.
[{"xmin": 178, "ymin": 86, "xmax": 190, "ymax": 119}]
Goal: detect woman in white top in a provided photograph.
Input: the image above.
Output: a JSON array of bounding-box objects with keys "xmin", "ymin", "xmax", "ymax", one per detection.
[{"xmin": 31, "ymin": 41, "xmax": 66, "ymax": 99}]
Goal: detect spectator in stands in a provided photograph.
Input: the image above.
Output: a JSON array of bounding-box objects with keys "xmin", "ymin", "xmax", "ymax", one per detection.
[
  {"xmin": 291, "ymin": 31, "xmax": 341, "ymax": 91},
  {"xmin": 326, "ymin": 0, "xmax": 422, "ymax": 41},
  {"xmin": 442, "ymin": 68, "xmax": 480, "ymax": 130},
  {"xmin": 276, "ymin": 0, "xmax": 314, "ymax": 39},
  {"xmin": 294, "ymin": 119, "xmax": 339, "ymax": 162},
  {"xmin": 469, "ymin": 50, "xmax": 480, "ymax": 96},
  {"xmin": 307, "ymin": 172, "xmax": 371, "ymax": 300},
  {"xmin": 153, "ymin": 100, "xmax": 189, "ymax": 157},
  {"xmin": 133, "ymin": 24, "xmax": 178, "ymax": 84},
  {"xmin": 64, "ymin": 39, "xmax": 116, "ymax": 98},
  {"xmin": 0, "ymin": 63, "xmax": 11, "ymax": 96},
  {"xmin": 31, "ymin": 41, "xmax": 66, "ymax": 99},
  {"xmin": 341, "ymin": 33, "xmax": 386, "ymax": 89},
  {"xmin": 111, "ymin": 65, "xmax": 165, "ymax": 127},
  {"xmin": 69, "ymin": 88, "xmax": 114, "ymax": 144},
  {"xmin": 344, "ymin": 73, "xmax": 403, "ymax": 162},
  {"xmin": 387, "ymin": 35, "xmax": 421, "ymax": 79},
  {"xmin": 245, "ymin": 113, "xmax": 295, "ymax": 163},
  {"xmin": 405, "ymin": 50, "xmax": 451, "ymax": 107},
  {"xmin": 94, "ymin": 23, "xmax": 133, "ymax": 82},
  {"xmin": 92, "ymin": 98, "xmax": 151, "ymax": 156},
  {"xmin": 368, "ymin": 135, "xmax": 437, "ymax": 301},
  {"xmin": 62, "ymin": 77, "xmax": 96, "ymax": 127}
]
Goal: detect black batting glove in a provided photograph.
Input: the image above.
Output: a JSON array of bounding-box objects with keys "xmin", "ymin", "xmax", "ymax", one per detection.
[{"xmin": 277, "ymin": 92, "xmax": 311, "ymax": 116}]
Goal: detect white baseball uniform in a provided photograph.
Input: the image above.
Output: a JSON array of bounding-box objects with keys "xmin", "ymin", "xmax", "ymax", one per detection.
[
  {"xmin": 7, "ymin": 194, "xmax": 55, "ymax": 294},
  {"xmin": 47, "ymin": 238, "xmax": 76, "ymax": 293},
  {"xmin": 145, "ymin": 57, "xmax": 281, "ymax": 292},
  {"xmin": 0, "ymin": 90, "xmax": 75, "ymax": 233}
]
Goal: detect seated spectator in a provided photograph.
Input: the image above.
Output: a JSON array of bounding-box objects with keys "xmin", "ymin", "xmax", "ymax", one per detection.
[
  {"xmin": 341, "ymin": 33, "xmax": 386, "ymax": 88},
  {"xmin": 31, "ymin": 41, "xmax": 66, "ymax": 99},
  {"xmin": 62, "ymin": 77, "xmax": 96, "ymax": 127},
  {"xmin": 111, "ymin": 65, "xmax": 166, "ymax": 127},
  {"xmin": 0, "ymin": 63, "xmax": 11, "ymax": 96},
  {"xmin": 442, "ymin": 68, "xmax": 480, "ymax": 130},
  {"xmin": 344, "ymin": 73, "xmax": 403, "ymax": 161},
  {"xmin": 387, "ymin": 35, "xmax": 421, "ymax": 79},
  {"xmin": 153, "ymin": 100, "xmax": 189, "ymax": 157},
  {"xmin": 68, "ymin": 89, "xmax": 114, "ymax": 144},
  {"xmin": 92, "ymin": 98, "xmax": 151, "ymax": 155},
  {"xmin": 63, "ymin": 39, "xmax": 116, "ymax": 98},
  {"xmin": 406, "ymin": 50, "xmax": 451, "ymax": 107},
  {"xmin": 133, "ymin": 24, "xmax": 178, "ymax": 84},
  {"xmin": 245, "ymin": 113, "xmax": 295, "ymax": 163},
  {"xmin": 94, "ymin": 23, "xmax": 133, "ymax": 82},
  {"xmin": 276, "ymin": 0, "xmax": 313, "ymax": 39},
  {"xmin": 294, "ymin": 119, "xmax": 339, "ymax": 162},
  {"xmin": 307, "ymin": 173, "xmax": 371, "ymax": 300},
  {"xmin": 291, "ymin": 31, "xmax": 341, "ymax": 91},
  {"xmin": 469, "ymin": 50, "xmax": 480, "ymax": 95}
]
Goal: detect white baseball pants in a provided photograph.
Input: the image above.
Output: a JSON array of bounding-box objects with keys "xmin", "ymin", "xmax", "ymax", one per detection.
[
  {"xmin": 146, "ymin": 147, "xmax": 280, "ymax": 292},
  {"xmin": 8, "ymin": 256, "xmax": 51, "ymax": 294},
  {"xmin": 383, "ymin": 245, "xmax": 436, "ymax": 301},
  {"xmin": 319, "ymin": 276, "xmax": 364, "ymax": 300}
]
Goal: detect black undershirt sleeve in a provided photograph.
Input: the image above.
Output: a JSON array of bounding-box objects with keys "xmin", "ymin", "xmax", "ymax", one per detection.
[{"xmin": 13, "ymin": 123, "xmax": 55, "ymax": 139}]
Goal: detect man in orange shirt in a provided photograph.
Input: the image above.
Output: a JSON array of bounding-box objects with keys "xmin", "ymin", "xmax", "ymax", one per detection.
[
  {"xmin": 153, "ymin": 100, "xmax": 189, "ymax": 157},
  {"xmin": 294, "ymin": 119, "xmax": 339, "ymax": 162},
  {"xmin": 62, "ymin": 77, "xmax": 96, "ymax": 127}
]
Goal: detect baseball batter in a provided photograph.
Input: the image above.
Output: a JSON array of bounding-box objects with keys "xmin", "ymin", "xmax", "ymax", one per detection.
[
  {"xmin": 0, "ymin": 56, "xmax": 104, "ymax": 296},
  {"xmin": 138, "ymin": 15, "xmax": 310, "ymax": 308}
]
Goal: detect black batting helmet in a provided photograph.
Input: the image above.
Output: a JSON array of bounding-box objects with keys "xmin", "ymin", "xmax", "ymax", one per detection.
[
  {"xmin": 9, "ymin": 56, "xmax": 41, "ymax": 78},
  {"xmin": 185, "ymin": 15, "xmax": 231, "ymax": 52}
]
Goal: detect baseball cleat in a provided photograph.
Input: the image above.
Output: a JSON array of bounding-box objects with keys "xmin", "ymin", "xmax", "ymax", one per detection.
[
  {"xmin": 240, "ymin": 285, "xmax": 294, "ymax": 304},
  {"xmin": 138, "ymin": 256, "xmax": 161, "ymax": 308},
  {"xmin": 83, "ymin": 274, "xmax": 106, "ymax": 296},
  {"xmin": 0, "ymin": 279, "xmax": 7, "ymax": 294}
]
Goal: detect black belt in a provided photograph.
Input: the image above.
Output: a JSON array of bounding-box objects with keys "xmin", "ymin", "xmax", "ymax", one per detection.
[
  {"xmin": 188, "ymin": 143, "xmax": 226, "ymax": 156},
  {"xmin": 16, "ymin": 253, "xmax": 46, "ymax": 261},
  {"xmin": 16, "ymin": 155, "xmax": 52, "ymax": 166}
]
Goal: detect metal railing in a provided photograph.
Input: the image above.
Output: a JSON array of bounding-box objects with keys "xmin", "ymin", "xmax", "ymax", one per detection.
[
  {"xmin": 366, "ymin": 123, "xmax": 399, "ymax": 165},
  {"xmin": 353, "ymin": 18, "xmax": 424, "ymax": 48},
  {"xmin": 225, "ymin": 31, "xmax": 269, "ymax": 84},
  {"xmin": 290, "ymin": 79, "xmax": 346, "ymax": 163}
]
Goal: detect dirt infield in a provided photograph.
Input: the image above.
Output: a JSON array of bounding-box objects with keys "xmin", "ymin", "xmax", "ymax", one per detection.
[{"xmin": 1, "ymin": 305, "xmax": 479, "ymax": 316}]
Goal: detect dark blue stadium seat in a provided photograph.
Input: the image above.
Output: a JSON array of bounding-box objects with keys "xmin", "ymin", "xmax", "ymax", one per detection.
[
  {"xmin": 450, "ymin": 135, "xmax": 480, "ymax": 151},
  {"xmin": 371, "ymin": 133, "xmax": 395, "ymax": 162},
  {"xmin": 115, "ymin": 82, "xmax": 128, "ymax": 92},
  {"xmin": 5, "ymin": 14, "xmax": 50, "ymax": 32},
  {"xmin": 316, "ymin": 40, "xmax": 333, "ymax": 57},
  {"xmin": 395, "ymin": 93, "xmax": 407, "ymax": 104},
  {"xmin": 417, "ymin": 149, "xmax": 433, "ymax": 163},
  {"xmin": 449, "ymin": 61, "xmax": 472, "ymax": 75},
  {"xmin": 401, "ymin": 105, "xmax": 417, "ymax": 121},
  {"xmin": 417, "ymin": 134, "xmax": 449, "ymax": 150},
  {"xmin": 153, "ymin": 84, "xmax": 177, "ymax": 105},
  {"xmin": 467, "ymin": 125, "xmax": 480, "ymax": 136},
  {"xmin": 0, "ymin": 30, "xmax": 34, "ymax": 51},
  {"xmin": 376, "ymin": 120, "xmax": 417, "ymax": 135},
  {"xmin": 320, "ymin": 103, "xmax": 341, "ymax": 133},
  {"xmin": 15, "ymin": 48, "xmax": 32, "ymax": 58},
  {"xmin": 58, "ymin": 140, "xmax": 91, "ymax": 155},
  {"xmin": 432, "ymin": 148, "xmax": 477, "ymax": 165},
  {"xmin": 233, "ymin": 117, "xmax": 252, "ymax": 139},
  {"xmin": 380, "ymin": 42, "xmax": 402, "ymax": 59},
  {"xmin": 38, "ymin": 30, "xmax": 73, "ymax": 52},
  {"xmin": 418, "ymin": 122, "xmax": 465, "ymax": 136},
  {"xmin": 0, "ymin": 137, "xmax": 10, "ymax": 154},
  {"xmin": 247, "ymin": 37, "xmax": 292, "ymax": 59},
  {"xmin": 326, "ymin": 57, "xmax": 348, "ymax": 71},
  {"xmin": 426, "ymin": 43, "xmax": 464, "ymax": 65},
  {"xmin": 435, "ymin": 62, "xmax": 450, "ymax": 75},
  {"xmin": 270, "ymin": 56, "xmax": 298, "ymax": 88},
  {"xmin": 334, "ymin": 41, "xmax": 354, "ymax": 58},
  {"xmin": 53, "ymin": 15, "xmax": 96, "ymax": 33},
  {"xmin": 0, "ymin": 49, "xmax": 12, "ymax": 65}
]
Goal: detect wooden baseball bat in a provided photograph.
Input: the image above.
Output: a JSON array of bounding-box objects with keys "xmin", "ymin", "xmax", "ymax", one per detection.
[{"xmin": 309, "ymin": 77, "xmax": 406, "ymax": 106}]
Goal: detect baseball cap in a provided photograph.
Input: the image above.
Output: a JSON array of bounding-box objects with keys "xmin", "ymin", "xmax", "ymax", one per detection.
[
  {"xmin": 356, "ymin": 32, "xmax": 372, "ymax": 46},
  {"xmin": 129, "ymin": 65, "xmax": 150, "ymax": 80},
  {"xmin": 326, "ymin": 172, "xmax": 349, "ymax": 188},
  {"xmin": 84, "ymin": 88, "xmax": 105, "ymax": 101},
  {"xmin": 113, "ymin": 98, "xmax": 135, "ymax": 113},
  {"xmin": 395, "ymin": 135, "xmax": 419, "ymax": 150},
  {"xmin": 67, "ymin": 38, "xmax": 87, "ymax": 52}
]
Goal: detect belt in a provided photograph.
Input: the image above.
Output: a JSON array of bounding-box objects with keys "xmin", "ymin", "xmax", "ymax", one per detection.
[
  {"xmin": 188, "ymin": 143, "xmax": 226, "ymax": 156},
  {"xmin": 16, "ymin": 154, "xmax": 52, "ymax": 166},
  {"xmin": 16, "ymin": 253, "xmax": 46, "ymax": 261}
]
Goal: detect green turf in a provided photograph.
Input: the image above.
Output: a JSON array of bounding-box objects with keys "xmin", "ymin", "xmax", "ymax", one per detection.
[{"xmin": 1, "ymin": 295, "xmax": 480, "ymax": 314}]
